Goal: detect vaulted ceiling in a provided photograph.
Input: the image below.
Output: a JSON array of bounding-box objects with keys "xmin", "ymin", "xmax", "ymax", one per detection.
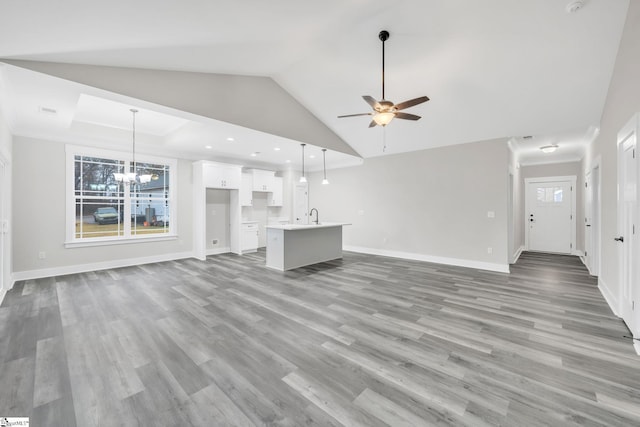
[{"xmin": 0, "ymin": 0, "xmax": 630, "ymax": 165}]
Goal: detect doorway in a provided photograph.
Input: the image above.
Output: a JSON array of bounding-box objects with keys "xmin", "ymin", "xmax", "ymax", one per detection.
[
  {"xmin": 585, "ymin": 162, "xmax": 601, "ymax": 276},
  {"xmin": 525, "ymin": 176, "xmax": 576, "ymax": 254},
  {"xmin": 508, "ymin": 172, "xmax": 515, "ymax": 263},
  {"xmin": 0, "ymin": 157, "xmax": 5, "ymax": 292},
  {"xmin": 206, "ymin": 189, "xmax": 231, "ymax": 255},
  {"xmin": 617, "ymin": 114, "xmax": 639, "ymax": 340}
]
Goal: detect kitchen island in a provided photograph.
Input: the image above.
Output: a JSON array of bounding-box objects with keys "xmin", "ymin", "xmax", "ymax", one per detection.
[{"xmin": 265, "ymin": 223, "xmax": 350, "ymax": 271}]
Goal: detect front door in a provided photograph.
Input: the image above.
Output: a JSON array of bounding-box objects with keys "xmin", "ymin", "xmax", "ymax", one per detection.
[
  {"xmin": 618, "ymin": 115, "xmax": 638, "ymax": 338},
  {"xmin": 526, "ymin": 178, "xmax": 575, "ymax": 254}
]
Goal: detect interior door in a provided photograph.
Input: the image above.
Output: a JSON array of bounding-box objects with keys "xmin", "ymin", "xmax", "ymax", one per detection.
[
  {"xmin": 591, "ymin": 165, "xmax": 600, "ymax": 276},
  {"xmin": 585, "ymin": 171, "xmax": 593, "ymax": 271},
  {"xmin": 527, "ymin": 180, "xmax": 573, "ymax": 254},
  {"xmin": 618, "ymin": 120, "xmax": 638, "ymax": 337}
]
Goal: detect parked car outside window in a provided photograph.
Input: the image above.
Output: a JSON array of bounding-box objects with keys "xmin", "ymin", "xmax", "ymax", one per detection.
[{"xmin": 93, "ymin": 207, "xmax": 119, "ymax": 225}]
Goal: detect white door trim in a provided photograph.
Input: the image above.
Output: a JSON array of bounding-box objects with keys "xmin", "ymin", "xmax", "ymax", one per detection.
[{"xmin": 524, "ymin": 175, "xmax": 577, "ymax": 254}]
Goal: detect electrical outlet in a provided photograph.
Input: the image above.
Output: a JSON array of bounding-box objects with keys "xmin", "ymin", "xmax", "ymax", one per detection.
[
  {"xmin": 487, "ymin": 211, "xmax": 495, "ymax": 218},
  {"xmin": 38, "ymin": 251, "xmax": 46, "ymax": 259},
  {"xmin": 357, "ymin": 210, "xmax": 365, "ymax": 216},
  {"xmin": 487, "ymin": 247, "xmax": 493, "ymax": 254}
]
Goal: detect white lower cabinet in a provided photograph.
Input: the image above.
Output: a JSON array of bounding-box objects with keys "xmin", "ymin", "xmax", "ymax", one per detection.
[{"xmin": 241, "ymin": 222, "xmax": 259, "ymax": 253}]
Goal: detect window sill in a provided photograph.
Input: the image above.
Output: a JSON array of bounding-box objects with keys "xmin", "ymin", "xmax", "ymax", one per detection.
[{"xmin": 65, "ymin": 234, "xmax": 178, "ymax": 249}]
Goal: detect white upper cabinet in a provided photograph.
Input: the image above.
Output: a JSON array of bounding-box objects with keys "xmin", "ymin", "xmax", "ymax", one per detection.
[
  {"xmin": 252, "ymin": 169, "xmax": 275, "ymax": 192},
  {"xmin": 268, "ymin": 176, "xmax": 283, "ymax": 206},
  {"xmin": 202, "ymin": 162, "xmax": 241, "ymax": 189},
  {"xmin": 240, "ymin": 173, "xmax": 253, "ymax": 206}
]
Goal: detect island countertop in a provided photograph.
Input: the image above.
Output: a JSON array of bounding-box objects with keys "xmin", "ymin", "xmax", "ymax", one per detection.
[{"xmin": 265, "ymin": 222, "xmax": 351, "ymax": 231}]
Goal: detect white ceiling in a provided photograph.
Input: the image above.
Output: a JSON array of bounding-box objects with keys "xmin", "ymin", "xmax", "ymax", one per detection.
[{"xmin": 0, "ymin": 0, "xmax": 630, "ymax": 166}]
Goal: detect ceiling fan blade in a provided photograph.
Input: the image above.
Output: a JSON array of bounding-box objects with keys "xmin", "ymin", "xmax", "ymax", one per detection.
[
  {"xmin": 362, "ymin": 95, "xmax": 381, "ymax": 110},
  {"xmin": 394, "ymin": 96, "xmax": 430, "ymax": 111},
  {"xmin": 368, "ymin": 120, "xmax": 378, "ymax": 128},
  {"xmin": 395, "ymin": 112, "xmax": 421, "ymax": 121},
  {"xmin": 338, "ymin": 113, "xmax": 373, "ymax": 118}
]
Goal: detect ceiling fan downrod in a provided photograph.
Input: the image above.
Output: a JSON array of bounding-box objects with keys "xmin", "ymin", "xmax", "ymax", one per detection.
[{"xmin": 379, "ymin": 30, "xmax": 389, "ymax": 101}]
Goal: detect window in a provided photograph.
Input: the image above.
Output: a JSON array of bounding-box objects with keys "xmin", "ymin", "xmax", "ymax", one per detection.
[
  {"xmin": 536, "ymin": 186, "xmax": 563, "ymax": 204},
  {"xmin": 67, "ymin": 146, "xmax": 177, "ymax": 246}
]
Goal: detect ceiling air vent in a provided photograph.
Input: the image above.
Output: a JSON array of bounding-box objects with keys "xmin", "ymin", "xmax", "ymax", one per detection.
[
  {"xmin": 566, "ymin": 1, "xmax": 585, "ymax": 13},
  {"xmin": 39, "ymin": 106, "xmax": 58, "ymax": 115}
]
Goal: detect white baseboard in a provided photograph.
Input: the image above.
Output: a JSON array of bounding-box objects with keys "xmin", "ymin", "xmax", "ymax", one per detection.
[
  {"xmin": 573, "ymin": 249, "xmax": 585, "ymax": 257},
  {"xmin": 344, "ymin": 245, "xmax": 510, "ymax": 273},
  {"xmin": 634, "ymin": 341, "xmax": 640, "ymax": 356},
  {"xmin": 598, "ymin": 277, "xmax": 620, "ymax": 317},
  {"xmin": 0, "ymin": 287, "xmax": 6, "ymax": 306},
  {"xmin": 11, "ymin": 251, "xmax": 195, "ymax": 283},
  {"xmin": 206, "ymin": 247, "xmax": 231, "ymax": 256},
  {"xmin": 578, "ymin": 255, "xmax": 597, "ymax": 276},
  {"xmin": 511, "ymin": 245, "xmax": 525, "ymax": 264}
]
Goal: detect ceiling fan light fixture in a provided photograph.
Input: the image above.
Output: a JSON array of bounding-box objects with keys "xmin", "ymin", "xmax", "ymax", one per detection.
[
  {"xmin": 540, "ymin": 144, "xmax": 559, "ymax": 153},
  {"xmin": 373, "ymin": 112, "xmax": 395, "ymax": 126},
  {"xmin": 337, "ymin": 30, "xmax": 429, "ymax": 131}
]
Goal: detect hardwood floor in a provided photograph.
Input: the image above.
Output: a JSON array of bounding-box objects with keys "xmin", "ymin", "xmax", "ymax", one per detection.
[{"xmin": 1, "ymin": 251, "xmax": 638, "ymax": 426}]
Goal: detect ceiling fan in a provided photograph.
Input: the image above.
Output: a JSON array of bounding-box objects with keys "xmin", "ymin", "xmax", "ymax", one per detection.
[{"xmin": 338, "ymin": 30, "xmax": 429, "ymax": 128}]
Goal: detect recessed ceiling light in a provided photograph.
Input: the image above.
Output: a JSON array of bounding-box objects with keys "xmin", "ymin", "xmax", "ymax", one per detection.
[
  {"xmin": 251, "ymin": 152, "xmax": 260, "ymax": 157},
  {"xmin": 39, "ymin": 106, "xmax": 58, "ymax": 115},
  {"xmin": 540, "ymin": 144, "xmax": 559, "ymax": 153},
  {"xmin": 274, "ymin": 147, "xmax": 281, "ymax": 151},
  {"xmin": 226, "ymin": 137, "xmax": 235, "ymax": 142},
  {"xmin": 205, "ymin": 145, "xmax": 212, "ymax": 149},
  {"xmin": 309, "ymin": 155, "xmax": 316, "ymax": 159},
  {"xmin": 285, "ymin": 160, "xmax": 291, "ymax": 163}
]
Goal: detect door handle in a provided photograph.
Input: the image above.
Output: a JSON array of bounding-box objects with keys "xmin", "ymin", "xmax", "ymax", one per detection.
[
  {"xmin": 614, "ymin": 236, "xmax": 624, "ymax": 242},
  {"xmin": 586, "ymin": 224, "xmax": 591, "ymax": 227}
]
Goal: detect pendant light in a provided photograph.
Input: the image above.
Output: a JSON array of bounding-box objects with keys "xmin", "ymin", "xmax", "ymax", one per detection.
[
  {"xmin": 299, "ymin": 143, "xmax": 307, "ymax": 183},
  {"xmin": 114, "ymin": 109, "xmax": 152, "ymax": 185},
  {"xmin": 321, "ymin": 149, "xmax": 329, "ymax": 185}
]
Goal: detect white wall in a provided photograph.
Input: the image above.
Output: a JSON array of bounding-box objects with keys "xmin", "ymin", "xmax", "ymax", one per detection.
[
  {"xmin": 583, "ymin": 0, "xmax": 639, "ymax": 311},
  {"xmin": 519, "ymin": 161, "xmax": 584, "ymax": 253},
  {"xmin": 308, "ymin": 138, "xmax": 510, "ymax": 272},
  {"xmin": 12, "ymin": 136, "xmax": 193, "ymax": 278}
]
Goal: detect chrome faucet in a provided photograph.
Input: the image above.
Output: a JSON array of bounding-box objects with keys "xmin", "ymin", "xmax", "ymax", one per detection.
[{"xmin": 310, "ymin": 208, "xmax": 319, "ymax": 225}]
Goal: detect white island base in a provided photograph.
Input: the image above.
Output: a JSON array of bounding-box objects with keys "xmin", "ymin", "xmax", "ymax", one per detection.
[{"xmin": 266, "ymin": 223, "xmax": 349, "ymax": 271}]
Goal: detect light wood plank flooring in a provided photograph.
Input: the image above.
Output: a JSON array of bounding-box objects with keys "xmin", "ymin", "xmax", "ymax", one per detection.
[{"xmin": 0, "ymin": 251, "xmax": 638, "ymax": 426}]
